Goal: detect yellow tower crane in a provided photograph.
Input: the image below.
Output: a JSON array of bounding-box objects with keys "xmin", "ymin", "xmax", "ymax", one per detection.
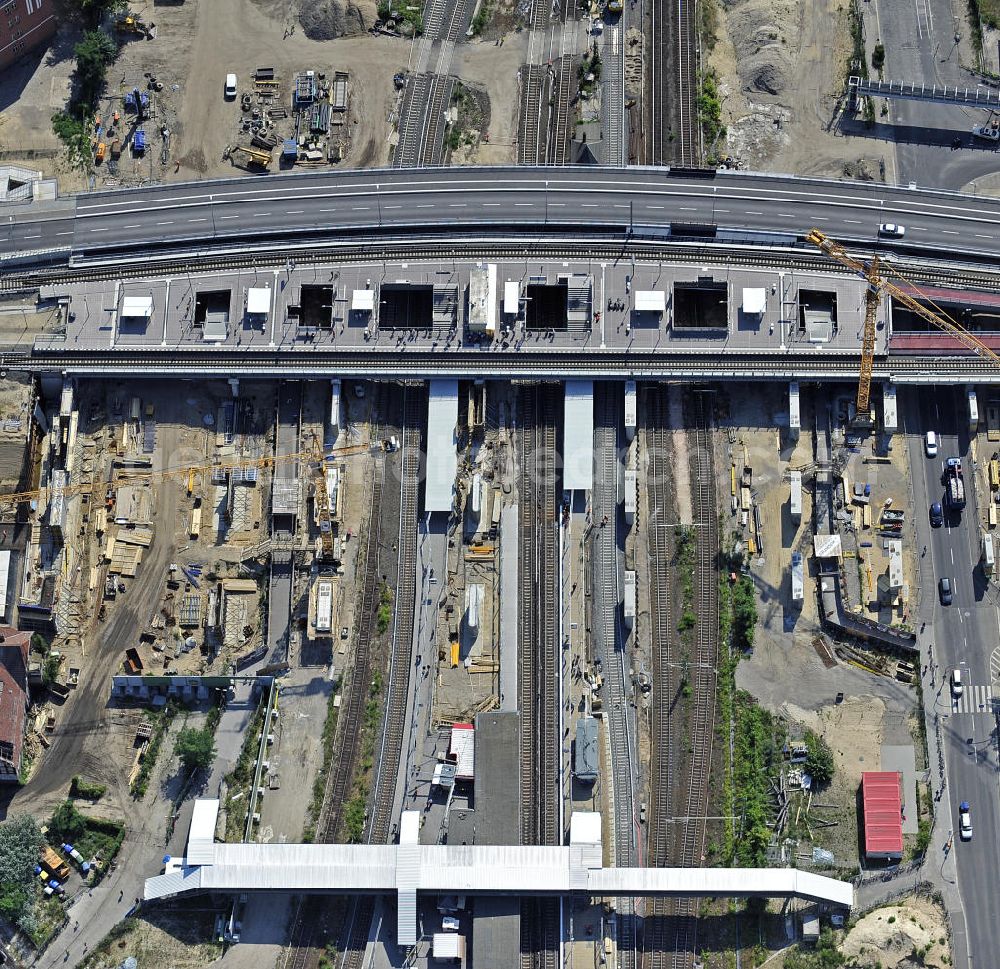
[{"xmin": 806, "ymin": 228, "xmax": 1000, "ymax": 414}]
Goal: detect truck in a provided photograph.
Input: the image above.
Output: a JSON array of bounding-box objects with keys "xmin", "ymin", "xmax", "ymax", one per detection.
[
  {"xmin": 946, "ymin": 470, "xmax": 966, "ymax": 511},
  {"xmin": 40, "ymin": 845, "xmax": 70, "ymax": 881}
]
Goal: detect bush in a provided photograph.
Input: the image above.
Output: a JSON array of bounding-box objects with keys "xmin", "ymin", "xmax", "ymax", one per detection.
[
  {"xmin": 804, "ymin": 730, "xmax": 835, "ymax": 785},
  {"xmin": 376, "ymin": 583, "xmax": 393, "ymax": 635},
  {"xmin": 70, "ymin": 776, "xmax": 107, "ymax": 801},
  {"xmin": 42, "ymin": 653, "xmax": 61, "ymax": 687},
  {"xmin": 51, "ymin": 111, "xmax": 93, "ymax": 171},
  {"xmin": 174, "ymin": 726, "xmax": 217, "ymax": 775},
  {"xmin": 871, "ymin": 42, "xmax": 885, "ymax": 70},
  {"xmin": 49, "ymin": 800, "xmax": 87, "ymax": 843}
]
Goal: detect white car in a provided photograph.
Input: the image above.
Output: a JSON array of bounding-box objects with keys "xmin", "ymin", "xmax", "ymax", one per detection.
[
  {"xmin": 879, "ymin": 223, "xmax": 905, "ymax": 238},
  {"xmin": 959, "ymin": 801, "xmax": 972, "ymax": 840},
  {"xmin": 951, "ymin": 667, "xmax": 964, "ymax": 697},
  {"xmin": 925, "ymin": 431, "xmax": 938, "ymax": 457},
  {"xmin": 442, "ymin": 916, "xmax": 460, "ymax": 932},
  {"xmin": 224, "ymin": 73, "xmax": 238, "ymax": 98}
]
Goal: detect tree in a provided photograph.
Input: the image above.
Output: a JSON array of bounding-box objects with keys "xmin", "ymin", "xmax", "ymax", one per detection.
[
  {"xmin": 73, "ymin": 29, "xmax": 118, "ymax": 107},
  {"xmin": 804, "ymin": 730, "xmax": 835, "ymax": 785},
  {"xmin": 0, "ymin": 814, "xmax": 44, "ymax": 925},
  {"xmin": 42, "ymin": 653, "xmax": 61, "ymax": 687},
  {"xmin": 49, "ymin": 800, "xmax": 86, "ymax": 843},
  {"xmin": 174, "ymin": 727, "xmax": 216, "ymax": 775}
]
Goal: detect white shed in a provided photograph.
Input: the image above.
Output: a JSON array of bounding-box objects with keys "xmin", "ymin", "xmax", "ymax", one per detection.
[
  {"xmin": 634, "ymin": 290, "xmax": 666, "ymax": 314},
  {"xmin": 247, "ymin": 287, "xmax": 271, "ymax": 317},
  {"xmin": 121, "ymin": 296, "xmax": 153, "ymax": 319},
  {"xmin": 742, "ymin": 288, "xmax": 766, "ymax": 316}
]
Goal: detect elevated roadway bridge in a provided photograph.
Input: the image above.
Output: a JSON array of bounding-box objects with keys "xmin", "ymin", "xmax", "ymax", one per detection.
[{"xmin": 7, "ymin": 166, "xmax": 1000, "ymax": 267}]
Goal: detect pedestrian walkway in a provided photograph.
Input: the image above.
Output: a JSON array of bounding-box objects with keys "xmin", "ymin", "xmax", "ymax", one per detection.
[{"xmin": 950, "ymin": 683, "xmax": 993, "ymax": 715}]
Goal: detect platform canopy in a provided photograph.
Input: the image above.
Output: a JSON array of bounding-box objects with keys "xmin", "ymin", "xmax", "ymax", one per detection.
[
  {"xmin": 121, "ymin": 296, "xmax": 153, "ymax": 319},
  {"xmin": 742, "ymin": 288, "xmax": 766, "ymax": 315},
  {"xmin": 634, "ymin": 290, "xmax": 666, "ymax": 314},
  {"xmin": 426, "ymin": 380, "xmax": 458, "ymax": 512},
  {"xmin": 564, "ymin": 381, "xmax": 594, "ymax": 492},
  {"xmin": 247, "ymin": 287, "xmax": 271, "ymax": 316},
  {"xmin": 352, "ymin": 289, "xmax": 375, "ymax": 312}
]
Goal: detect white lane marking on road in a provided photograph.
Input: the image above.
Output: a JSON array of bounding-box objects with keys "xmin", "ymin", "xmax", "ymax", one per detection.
[
  {"xmin": 912, "ymin": 226, "xmax": 928, "ymax": 231},
  {"xmin": 515, "ymin": 202, "xmax": 533, "ymax": 207},
  {"xmin": 975, "ymin": 233, "xmax": 992, "ymax": 239},
  {"xmin": 941, "ymin": 229, "xmax": 959, "ymax": 235},
  {"xmin": 951, "ymin": 548, "xmax": 955, "ymax": 564},
  {"xmin": 647, "ymin": 205, "xmax": 664, "ymax": 209},
  {"xmin": 482, "ymin": 202, "xmax": 500, "ymax": 206},
  {"xmin": 188, "ymin": 218, "xmax": 208, "ymax": 223},
  {"xmin": 89, "ymin": 227, "xmax": 110, "ymax": 232},
  {"xmin": 288, "ymin": 210, "xmax": 304, "ymax": 215},
  {"xmin": 777, "ymin": 213, "xmax": 794, "ymax": 218},
  {"xmin": 123, "ymin": 224, "xmax": 142, "ymax": 229},
  {"xmin": 417, "ymin": 204, "xmax": 432, "ymax": 208},
  {"xmin": 56, "ymin": 231, "xmax": 73, "ymax": 236},
  {"xmin": 813, "ymin": 217, "xmax": 829, "ymax": 221},
  {"xmin": 715, "ymin": 208, "xmax": 729, "ymax": 213},
  {"xmin": 679, "ymin": 206, "xmax": 696, "ymax": 211},
  {"xmin": 449, "ymin": 204, "xmax": 467, "ymax": 208},
  {"xmin": 550, "ymin": 202, "xmax": 565, "ymax": 207},
  {"xmin": 23, "ymin": 234, "xmax": 40, "ymax": 239},
  {"xmin": 220, "ymin": 215, "xmax": 238, "ymax": 220},
  {"xmin": 746, "ymin": 210, "xmax": 763, "ymax": 215},
  {"xmin": 156, "ymin": 221, "xmax": 174, "ymax": 226},
  {"xmin": 384, "ymin": 204, "xmax": 402, "ymax": 209},
  {"xmin": 351, "ymin": 206, "xmax": 369, "ymax": 211},
  {"xmin": 582, "ymin": 203, "xmax": 598, "ymax": 207},
  {"xmin": 845, "ymin": 219, "xmax": 862, "ymax": 224},
  {"xmin": 253, "ymin": 212, "xmax": 269, "ymax": 217}
]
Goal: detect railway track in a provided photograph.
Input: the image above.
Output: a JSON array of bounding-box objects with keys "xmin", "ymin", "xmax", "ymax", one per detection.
[
  {"xmin": 517, "ymin": 384, "xmax": 561, "ymax": 969},
  {"xmin": 282, "ymin": 436, "xmax": 386, "ymax": 969},
  {"xmin": 517, "ymin": 66, "xmax": 547, "ymax": 166},
  {"xmin": 593, "ymin": 384, "xmax": 637, "ymax": 969},
  {"xmin": 650, "ymin": 0, "xmax": 699, "ymax": 164},
  {"xmin": 549, "ymin": 56, "xmax": 575, "ymax": 166},
  {"xmin": 643, "ymin": 387, "xmax": 718, "ymax": 969},
  {"xmin": 340, "ymin": 387, "xmax": 423, "ymax": 969}
]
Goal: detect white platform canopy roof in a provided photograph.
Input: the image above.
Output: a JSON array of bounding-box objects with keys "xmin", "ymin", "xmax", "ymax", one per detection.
[
  {"xmin": 352, "ymin": 289, "xmax": 376, "ymax": 312},
  {"xmin": 742, "ymin": 287, "xmax": 767, "ymax": 315},
  {"xmin": 247, "ymin": 287, "xmax": 271, "ymax": 315},
  {"xmin": 426, "ymin": 380, "xmax": 459, "ymax": 512},
  {"xmin": 634, "ymin": 290, "xmax": 666, "ymax": 314},
  {"xmin": 121, "ymin": 296, "xmax": 153, "ymax": 319}
]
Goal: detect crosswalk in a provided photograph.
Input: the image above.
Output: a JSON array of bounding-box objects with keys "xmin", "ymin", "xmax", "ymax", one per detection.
[{"xmin": 951, "ymin": 684, "xmax": 995, "ymax": 715}]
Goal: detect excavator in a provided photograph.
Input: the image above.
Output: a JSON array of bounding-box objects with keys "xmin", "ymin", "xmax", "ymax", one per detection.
[{"xmin": 806, "ymin": 228, "xmax": 1000, "ymax": 414}]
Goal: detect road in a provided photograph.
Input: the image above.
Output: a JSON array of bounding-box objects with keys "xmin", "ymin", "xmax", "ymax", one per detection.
[
  {"xmin": 908, "ymin": 386, "xmax": 1000, "ymax": 969},
  {"xmin": 10, "ymin": 168, "xmax": 1000, "ymax": 263}
]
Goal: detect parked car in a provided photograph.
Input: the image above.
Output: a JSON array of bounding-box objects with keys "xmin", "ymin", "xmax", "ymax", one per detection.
[
  {"xmin": 930, "ymin": 502, "xmax": 944, "ymax": 527},
  {"xmin": 945, "ymin": 457, "xmax": 962, "ymax": 475},
  {"xmin": 925, "ymin": 431, "xmax": 938, "ymax": 457},
  {"xmin": 951, "ymin": 667, "xmax": 964, "ymax": 697},
  {"xmin": 959, "ymin": 801, "xmax": 972, "ymax": 840},
  {"xmin": 224, "ymin": 73, "xmax": 238, "ymax": 98},
  {"xmin": 939, "ymin": 576, "xmax": 953, "ymax": 605},
  {"xmin": 879, "ymin": 223, "xmax": 906, "ymax": 238}
]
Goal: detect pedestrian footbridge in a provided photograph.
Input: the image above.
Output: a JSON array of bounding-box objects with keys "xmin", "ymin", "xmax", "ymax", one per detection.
[{"xmin": 145, "ymin": 801, "xmax": 854, "ymax": 946}]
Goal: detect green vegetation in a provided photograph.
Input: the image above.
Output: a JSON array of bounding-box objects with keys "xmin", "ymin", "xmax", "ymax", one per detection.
[
  {"xmin": 131, "ymin": 702, "xmax": 178, "ymax": 798},
  {"xmin": 731, "ymin": 574, "xmax": 757, "ymax": 652},
  {"xmin": 303, "ymin": 681, "xmax": 341, "ymax": 842},
  {"xmin": 42, "ymin": 652, "xmax": 62, "ymax": 687},
  {"xmin": 73, "ymin": 29, "xmax": 119, "ymax": 108},
  {"xmin": 914, "ymin": 817, "xmax": 932, "ymax": 858},
  {"xmin": 69, "ymin": 776, "xmax": 106, "ymax": 801},
  {"xmin": 871, "ymin": 41, "xmax": 885, "ymax": 71},
  {"xmin": 804, "ymin": 729, "xmax": 835, "ymax": 785},
  {"xmin": 377, "ymin": 0, "xmax": 424, "ymax": 34},
  {"xmin": 65, "ymin": 0, "xmax": 127, "ymax": 22},
  {"xmin": 0, "ymin": 815, "xmax": 45, "ymax": 934},
  {"xmin": 51, "ymin": 112, "xmax": 94, "ymax": 172},
  {"xmin": 699, "ymin": 0, "xmax": 719, "ymax": 52},
  {"xmin": 342, "ymin": 670, "xmax": 385, "ymax": 843},
  {"xmin": 784, "ymin": 929, "xmax": 845, "ymax": 968},
  {"xmin": 698, "ymin": 71, "xmax": 726, "ymax": 149},
  {"xmin": 675, "ymin": 526, "xmax": 697, "ymax": 642},
  {"xmin": 578, "ymin": 46, "xmax": 603, "ymax": 95},
  {"xmin": 471, "ymin": 0, "xmax": 496, "ymax": 35},
  {"xmin": 376, "ymin": 582, "xmax": 394, "ymax": 635},
  {"xmin": 174, "ymin": 725, "xmax": 217, "ymax": 775},
  {"xmin": 223, "ymin": 697, "xmax": 267, "ymax": 841},
  {"xmin": 733, "ymin": 692, "xmax": 781, "ymax": 866},
  {"xmin": 30, "ymin": 633, "xmax": 50, "ymax": 653},
  {"xmin": 47, "ymin": 801, "xmax": 124, "ymax": 876},
  {"xmin": 968, "ymin": 0, "xmax": 988, "ymax": 61}
]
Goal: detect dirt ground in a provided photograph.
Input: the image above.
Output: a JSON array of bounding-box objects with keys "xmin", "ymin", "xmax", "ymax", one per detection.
[
  {"xmin": 78, "ymin": 906, "xmax": 223, "ymax": 969},
  {"xmin": 0, "ymin": 0, "xmax": 409, "ymax": 187},
  {"xmin": 707, "ymin": 0, "xmax": 887, "ymax": 178},
  {"xmin": 840, "ymin": 895, "xmax": 951, "ymax": 968}
]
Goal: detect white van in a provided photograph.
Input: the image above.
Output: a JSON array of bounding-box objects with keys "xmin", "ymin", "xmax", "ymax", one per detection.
[{"xmin": 925, "ymin": 431, "xmax": 938, "ymax": 457}]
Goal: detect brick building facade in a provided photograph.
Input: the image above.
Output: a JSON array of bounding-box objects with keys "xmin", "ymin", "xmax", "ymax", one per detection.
[{"xmin": 0, "ymin": 0, "xmax": 57, "ymax": 73}]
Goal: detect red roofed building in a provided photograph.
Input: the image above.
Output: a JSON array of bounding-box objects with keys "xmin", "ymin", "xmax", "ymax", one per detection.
[
  {"xmin": 861, "ymin": 771, "xmax": 903, "ymax": 861},
  {"xmin": 0, "ymin": 626, "xmax": 31, "ymax": 783}
]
